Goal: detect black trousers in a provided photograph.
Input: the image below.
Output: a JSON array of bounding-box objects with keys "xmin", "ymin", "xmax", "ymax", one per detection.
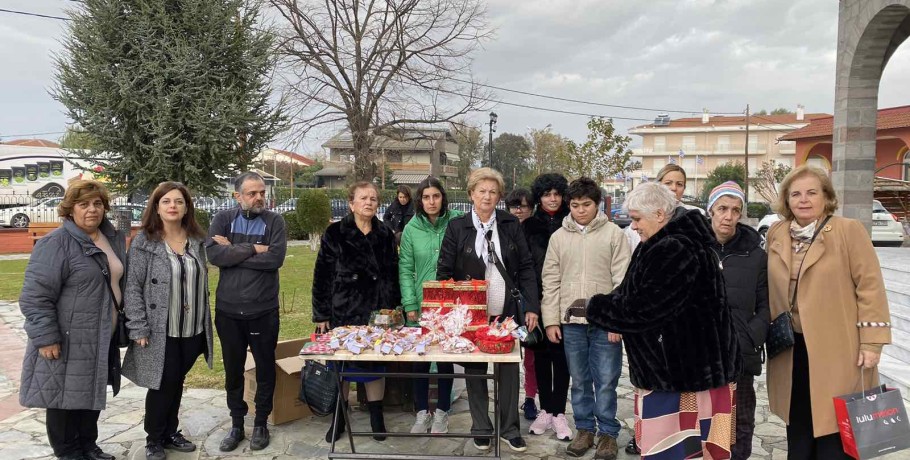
[
  {"xmin": 216, "ymin": 309, "xmax": 280, "ymax": 427},
  {"xmin": 144, "ymin": 334, "xmax": 205, "ymax": 443},
  {"xmin": 46, "ymin": 408, "xmax": 101, "ymax": 457},
  {"xmin": 533, "ymin": 339, "xmax": 570, "ymax": 415},
  {"xmin": 787, "ymin": 333, "xmax": 851, "ymax": 460},
  {"xmin": 732, "ymin": 374, "xmax": 756, "ymax": 460}
]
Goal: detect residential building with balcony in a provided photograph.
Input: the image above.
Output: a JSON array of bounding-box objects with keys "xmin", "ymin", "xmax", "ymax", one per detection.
[
  {"xmin": 628, "ymin": 108, "xmax": 831, "ymax": 201},
  {"xmin": 318, "ymin": 127, "xmax": 460, "ymax": 189}
]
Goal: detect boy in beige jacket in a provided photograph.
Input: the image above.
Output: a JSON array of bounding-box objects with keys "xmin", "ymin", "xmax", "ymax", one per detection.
[{"xmin": 541, "ymin": 177, "xmax": 631, "ymax": 460}]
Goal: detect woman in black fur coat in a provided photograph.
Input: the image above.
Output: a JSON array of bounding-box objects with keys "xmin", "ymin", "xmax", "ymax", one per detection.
[
  {"xmin": 313, "ymin": 181, "xmax": 401, "ymax": 443},
  {"xmin": 586, "ymin": 182, "xmax": 739, "ymax": 460}
]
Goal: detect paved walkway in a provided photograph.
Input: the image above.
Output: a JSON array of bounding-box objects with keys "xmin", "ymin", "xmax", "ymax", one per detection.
[{"xmin": 0, "ymin": 300, "xmax": 907, "ymax": 460}]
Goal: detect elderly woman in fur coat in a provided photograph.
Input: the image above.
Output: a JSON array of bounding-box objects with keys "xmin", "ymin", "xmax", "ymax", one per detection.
[
  {"xmin": 586, "ymin": 182, "xmax": 740, "ymax": 460},
  {"xmin": 313, "ymin": 181, "xmax": 401, "ymax": 444}
]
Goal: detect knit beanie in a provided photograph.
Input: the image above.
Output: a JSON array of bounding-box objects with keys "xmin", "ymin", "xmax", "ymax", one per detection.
[{"xmin": 707, "ymin": 181, "xmax": 745, "ymax": 211}]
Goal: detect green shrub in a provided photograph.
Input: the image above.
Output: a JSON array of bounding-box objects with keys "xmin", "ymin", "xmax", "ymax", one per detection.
[
  {"xmin": 283, "ymin": 211, "xmax": 305, "ymax": 240},
  {"xmin": 194, "ymin": 209, "xmax": 211, "ymax": 232},
  {"xmin": 747, "ymin": 202, "xmax": 771, "ymax": 218},
  {"xmin": 297, "ymin": 189, "xmax": 332, "ymax": 249}
]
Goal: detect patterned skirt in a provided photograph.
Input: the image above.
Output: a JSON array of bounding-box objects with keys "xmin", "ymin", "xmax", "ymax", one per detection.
[{"xmin": 634, "ymin": 382, "xmax": 737, "ymax": 460}]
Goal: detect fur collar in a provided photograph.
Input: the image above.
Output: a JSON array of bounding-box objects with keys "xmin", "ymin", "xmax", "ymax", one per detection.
[
  {"xmin": 645, "ymin": 206, "xmax": 716, "ymax": 248},
  {"xmin": 339, "ymin": 213, "xmax": 387, "ymax": 238}
]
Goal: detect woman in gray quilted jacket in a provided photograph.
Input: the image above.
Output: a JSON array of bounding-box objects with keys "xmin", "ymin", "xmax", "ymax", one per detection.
[
  {"xmin": 18, "ymin": 180, "xmax": 125, "ymax": 460},
  {"xmin": 122, "ymin": 182, "xmax": 213, "ymax": 460}
]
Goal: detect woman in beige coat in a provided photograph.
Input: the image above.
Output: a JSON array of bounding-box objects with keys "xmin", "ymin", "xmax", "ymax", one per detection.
[{"xmin": 766, "ymin": 166, "xmax": 891, "ymax": 459}]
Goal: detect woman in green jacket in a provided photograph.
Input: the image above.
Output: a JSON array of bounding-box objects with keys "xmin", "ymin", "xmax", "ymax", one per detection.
[{"xmin": 399, "ymin": 177, "xmax": 464, "ymax": 435}]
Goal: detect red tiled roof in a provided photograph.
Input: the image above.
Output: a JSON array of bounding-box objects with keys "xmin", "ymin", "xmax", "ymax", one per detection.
[
  {"xmin": 271, "ymin": 148, "xmax": 316, "ymax": 166},
  {"xmin": 633, "ymin": 113, "xmax": 830, "ymax": 130},
  {"xmin": 2, "ymin": 138, "xmax": 61, "ymax": 148},
  {"xmin": 780, "ymin": 105, "xmax": 910, "ymax": 141}
]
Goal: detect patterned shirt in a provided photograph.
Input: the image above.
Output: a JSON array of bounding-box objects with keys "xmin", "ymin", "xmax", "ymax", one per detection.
[{"xmin": 164, "ymin": 242, "xmax": 206, "ymax": 338}]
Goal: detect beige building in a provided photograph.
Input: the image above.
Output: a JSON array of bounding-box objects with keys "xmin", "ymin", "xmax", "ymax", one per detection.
[
  {"xmin": 629, "ymin": 108, "xmax": 830, "ymax": 201},
  {"xmin": 318, "ymin": 127, "xmax": 460, "ymax": 188}
]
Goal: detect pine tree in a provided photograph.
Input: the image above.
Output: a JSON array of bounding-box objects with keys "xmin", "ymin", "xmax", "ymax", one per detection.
[{"xmin": 53, "ymin": 0, "xmax": 284, "ymax": 196}]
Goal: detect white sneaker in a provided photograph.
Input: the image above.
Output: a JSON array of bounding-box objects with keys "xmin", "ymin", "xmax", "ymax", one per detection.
[
  {"xmin": 529, "ymin": 410, "xmax": 553, "ymax": 435},
  {"xmin": 410, "ymin": 410, "xmax": 432, "ymax": 433},
  {"xmin": 431, "ymin": 410, "xmax": 449, "ymax": 434},
  {"xmin": 552, "ymin": 413, "xmax": 573, "ymax": 441}
]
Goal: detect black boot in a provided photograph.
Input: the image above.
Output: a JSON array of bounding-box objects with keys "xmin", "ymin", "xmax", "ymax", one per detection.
[
  {"xmin": 325, "ymin": 403, "xmax": 346, "ymax": 443},
  {"xmin": 367, "ymin": 401, "xmax": 387, "ymax": 441}
]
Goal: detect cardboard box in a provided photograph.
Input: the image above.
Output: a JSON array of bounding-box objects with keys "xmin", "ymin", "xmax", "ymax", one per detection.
[{"xmin": 243, "ymin": 338, "xmax": 312, "ymax": 425}]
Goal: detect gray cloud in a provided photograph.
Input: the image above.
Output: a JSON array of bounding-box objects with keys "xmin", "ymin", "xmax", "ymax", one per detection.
[{"xmin": 2, "ymin": 0, "xmax": 910, "ymax": 152}]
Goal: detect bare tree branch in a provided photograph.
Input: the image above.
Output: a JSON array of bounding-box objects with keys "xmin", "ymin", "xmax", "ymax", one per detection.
[{"xmin": 270, "ymin": 0, "xmax": 493, "ymax": 180}]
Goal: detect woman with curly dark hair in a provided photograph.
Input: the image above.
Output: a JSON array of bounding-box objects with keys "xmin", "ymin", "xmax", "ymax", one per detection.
[{"xmin": 522, "ymin": 173, "xmax": 573, "ymax": 442}]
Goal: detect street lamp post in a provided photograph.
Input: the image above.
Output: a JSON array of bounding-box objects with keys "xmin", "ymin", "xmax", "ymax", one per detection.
[{"xmin": 489, "ymin": 112, "xmax": 498, "ymax": 169}]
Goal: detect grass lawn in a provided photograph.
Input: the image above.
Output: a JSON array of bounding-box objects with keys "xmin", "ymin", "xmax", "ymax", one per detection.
[{"xmin": 0, "ymin": 246, "xmax": 318, "ymax": 389}]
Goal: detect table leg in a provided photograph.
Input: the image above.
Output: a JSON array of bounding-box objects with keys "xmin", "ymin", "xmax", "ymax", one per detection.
[
  {"xmin": 493, "ymin": 362, "xmax": 500, "ymax": 458},
  {"xmin": 335, "ymin": 362, "xmax": 357, "ymax": 453}
]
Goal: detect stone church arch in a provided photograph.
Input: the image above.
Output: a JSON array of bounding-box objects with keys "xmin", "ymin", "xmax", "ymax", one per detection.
[{"xmin": 834, "ymin": 1, "xmax": 910, "ymax": 229}]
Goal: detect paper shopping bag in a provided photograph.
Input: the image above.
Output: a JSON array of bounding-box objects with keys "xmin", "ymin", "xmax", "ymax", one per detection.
[{"xmin": 833, "ymin": 384, "xmax": 910, "ymax": 459}]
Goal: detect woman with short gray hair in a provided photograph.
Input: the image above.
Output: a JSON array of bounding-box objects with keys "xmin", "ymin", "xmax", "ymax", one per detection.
[{"xmin": 586, "ymin": 182, "xmax": 740, "ymax": 459}]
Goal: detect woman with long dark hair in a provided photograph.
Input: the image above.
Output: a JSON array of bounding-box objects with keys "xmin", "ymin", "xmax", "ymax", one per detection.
[
  {"xmin": 399, "ymin": 177, "xmax": 464, "ymax": 434},
  {"xmin": 122, "ymin": 181, "xmax": 214, "ymax": 460}
]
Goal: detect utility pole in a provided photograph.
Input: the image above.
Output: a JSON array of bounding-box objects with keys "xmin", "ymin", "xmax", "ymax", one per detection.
[{"xmin": 744, "ymin": 104, "xmax": 750, "ymax": 204}]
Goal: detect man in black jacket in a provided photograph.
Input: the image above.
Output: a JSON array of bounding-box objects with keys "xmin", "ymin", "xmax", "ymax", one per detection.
[
  {"xmin": 207, "ymin": 172, "xmax": 287, "ymax": 452},
  {"xmin": 707, "ymin": 181, "xmax": 769, "ymax": 460}
]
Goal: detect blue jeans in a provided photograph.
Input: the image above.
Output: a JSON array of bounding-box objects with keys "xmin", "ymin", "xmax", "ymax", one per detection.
[{"xmin": 562, "ymin": 324, "xmax": 623, "ymax": 438}]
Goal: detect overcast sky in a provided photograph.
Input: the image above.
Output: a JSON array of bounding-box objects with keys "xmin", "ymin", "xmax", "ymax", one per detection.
[{"xmin": 3, "ymin": 0, "xmax": 910, "ymax": 153}]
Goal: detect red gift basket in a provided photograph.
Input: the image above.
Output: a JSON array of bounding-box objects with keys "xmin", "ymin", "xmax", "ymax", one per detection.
[{"xmin": 473, "ymin": 325, "xmax": 516, "ymax": 354}]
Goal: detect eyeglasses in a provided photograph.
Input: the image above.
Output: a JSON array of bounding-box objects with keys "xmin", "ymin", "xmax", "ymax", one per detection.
[{"xmin": 509, "ymin": 205, "xmax": 531, "ymax": 212}]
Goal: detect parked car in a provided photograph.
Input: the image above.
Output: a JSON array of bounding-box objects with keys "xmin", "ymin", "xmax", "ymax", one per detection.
[
  {"xmin": 611, "ymin": 208, "xmax": 631, "ymax": 228},
  {"xmin": 0, "ymin": 197, "xmax": 64, "ymax": 228},
  {"xmin": 755, "ymin": 200, "xmax": 905, "ymax": 248}
]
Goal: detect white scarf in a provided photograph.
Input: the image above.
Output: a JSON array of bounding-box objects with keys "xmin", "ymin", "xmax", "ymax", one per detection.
[{"xmin": 472, "ymin": 210, "xmax": 505, "ymax": 316}]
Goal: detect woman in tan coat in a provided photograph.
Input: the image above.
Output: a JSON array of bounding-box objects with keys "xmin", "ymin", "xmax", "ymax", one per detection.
[{"xmin": 766, "ymin": 165, "xmax": 891, "ymax": 459}]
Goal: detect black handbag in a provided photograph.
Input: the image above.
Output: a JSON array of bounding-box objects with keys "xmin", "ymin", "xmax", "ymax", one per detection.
[
  {"xmin": 300, "ymin": 360, "xmax": 339, "ymax": 417},
  {"xmin": 91, "ymin": 255, "xmax": 130, "ymax": 348},
  {"xmin": 766, "ymin": 216, "xmax": 831, "ymax": 360},
  {"xmin": 766, "ymin": 311, "xmax": 794, "ymax": 360},
  {"xmin": 114, "ymin": 305, "xmax": 130, "ymax": 348},
  {"xmin": 485, "ymin": 230, "xmax": 545, "ymax": 348}
]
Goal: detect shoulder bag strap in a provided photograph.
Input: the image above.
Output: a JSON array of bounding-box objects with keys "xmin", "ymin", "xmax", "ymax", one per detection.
[
  {"xmin": 484, "ymin": 229, "xmax": 527, "ymax": 319},
  {"xmin": 789, "ymin": 215, "xmax": 832, "ymax": 310}
]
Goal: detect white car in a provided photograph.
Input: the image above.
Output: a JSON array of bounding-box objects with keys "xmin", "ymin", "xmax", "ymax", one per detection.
[
  {"xmin": 0, "ymin": 197, "xmax": 64, "ymax": 228},
  {"xmin": 755, "ymin": 200, "xmax": 905, "ymax": 247}
]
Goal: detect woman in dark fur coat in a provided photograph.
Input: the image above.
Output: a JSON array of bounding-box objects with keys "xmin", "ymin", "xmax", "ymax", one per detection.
[
  {"xmin": 586, "ymin": 182, "xmax": 740, "ymax": 460},
  {"xmin": 313, "ymin": 181, "xmax": 401, "ymax": 443}
]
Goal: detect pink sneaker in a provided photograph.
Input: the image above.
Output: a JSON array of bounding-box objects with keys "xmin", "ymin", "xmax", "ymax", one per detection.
[
  {"xmin": 529, "ymin": 410, "xmax": 552, "ymax": 435},
  {"xmin": 552, "ymin": 413, "xmax": 573, "ymax": 441}
]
